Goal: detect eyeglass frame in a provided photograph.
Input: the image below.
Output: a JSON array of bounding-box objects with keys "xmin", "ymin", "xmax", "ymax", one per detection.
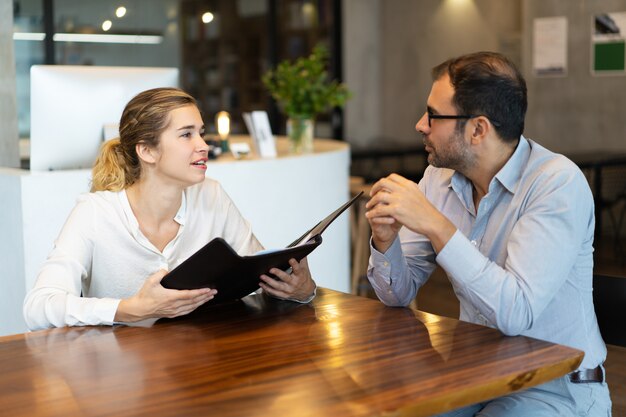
[
  {"xmin": 426, "ymin": 111, "xmax": 500, "ymax": 128},
  {"xmin": 427, "ymin": 111, "xmax": 476, "ymax": 128}
]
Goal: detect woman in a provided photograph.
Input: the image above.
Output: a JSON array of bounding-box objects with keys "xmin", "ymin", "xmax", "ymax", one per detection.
[{"xmin": 24, "ymin": 88, "xmax": 316, "ymax": 330}]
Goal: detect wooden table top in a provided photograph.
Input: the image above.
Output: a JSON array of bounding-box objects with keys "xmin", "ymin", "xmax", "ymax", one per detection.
[{"xmin": 0, "ymin": 289, "xmax": 583, "ymax": 417}]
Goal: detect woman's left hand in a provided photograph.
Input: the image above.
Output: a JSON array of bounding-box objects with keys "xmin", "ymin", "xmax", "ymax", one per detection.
[{"xmin": 259, "ymin": 257, "xmax": 316, "ymax": 302}]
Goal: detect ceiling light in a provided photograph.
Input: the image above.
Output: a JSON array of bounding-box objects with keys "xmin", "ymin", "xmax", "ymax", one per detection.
[
  {"xmin": 14, "ymin": 32, "xmax": 164, "ymax": 45},
  {"xmin": 54, "ymin": 33, "xmax": 163, "ymax": 44},
  {"xmin": 116, "ymin": 6, "xmax": 127, "ymax": 18},
  {"xmin": 13, "ymin": 32, "xmax": 46, "ymax": 41},
  {"xmin": 202, "ymin": 12, "xmax": 214, "ymax": 24},
  {"xmin": 102, "ymin": 20, "xmax": 112, "ymax": 31}
]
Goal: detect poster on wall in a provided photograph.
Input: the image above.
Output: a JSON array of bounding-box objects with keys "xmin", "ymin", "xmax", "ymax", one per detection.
[
  {"xmin": 533, "ymin": 16, "xmax": 568, "ymax": 76},
  {"xmin": 592, "ymin": 12, "xmax": 626, "ymax": 75}
]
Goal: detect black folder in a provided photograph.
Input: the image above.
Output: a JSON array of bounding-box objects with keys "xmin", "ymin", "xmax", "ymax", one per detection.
[{"xmin": 160, "ymin": 191, "xmax": 363, "ymax": 304}]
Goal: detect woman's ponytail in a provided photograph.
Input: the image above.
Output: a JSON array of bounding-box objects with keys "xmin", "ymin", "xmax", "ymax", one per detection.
[{"xmin": 91, "ymin": 138, "xmax": 127, "ymax": 192}]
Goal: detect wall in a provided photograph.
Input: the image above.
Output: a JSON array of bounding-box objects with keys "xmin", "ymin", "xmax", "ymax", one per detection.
[
  {"xmin": 344, "ymin": 0, "xmax": 521, "ymax": 148},
  {"xmin": 381, "ymin": 0, "xmax": 521, "ymax": 147},
  {"xmin": 0, "ymin": 0, "xmax": 19, "ymax": 168},
  {"xmin": 343, "ymin": 0, "xmax": 383, "ymax": 149},
  {"xmin": 522, "ymin": 0, "xmax": 626, "ymax": 153},
  {"xmin": 344, "ymin": 0, "xmax": 626, "ymax": 154},
  {"xmin": 0, "ymin": 172, "xmax": 26, "ymax": 335}
]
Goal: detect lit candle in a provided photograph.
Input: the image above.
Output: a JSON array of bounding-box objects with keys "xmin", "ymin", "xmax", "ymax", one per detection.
[{"xmin": 215, "ymin": 111, "xmax": 230, "ymax": 152}]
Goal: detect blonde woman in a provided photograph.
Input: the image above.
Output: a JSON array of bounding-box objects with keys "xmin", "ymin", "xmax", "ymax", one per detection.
[{"xmin": 24, "ymin": 88, "xmax": 316, "ymax": 330}]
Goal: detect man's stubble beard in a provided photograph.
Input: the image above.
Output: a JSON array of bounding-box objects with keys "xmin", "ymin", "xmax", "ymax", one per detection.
[{"xmin": 423, "ymin": 129, "xmax": 475, "ymax": 173}]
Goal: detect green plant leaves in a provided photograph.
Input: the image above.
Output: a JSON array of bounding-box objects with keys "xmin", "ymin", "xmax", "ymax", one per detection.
[{"xmin": 262, "ymin": 44, "xmax": 351, "ymax": 119}]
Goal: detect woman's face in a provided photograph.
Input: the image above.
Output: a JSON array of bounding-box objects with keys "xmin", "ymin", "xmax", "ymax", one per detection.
[{"xmin": 150, "ymin": 105, "xmax": 209, "ymax": 187}]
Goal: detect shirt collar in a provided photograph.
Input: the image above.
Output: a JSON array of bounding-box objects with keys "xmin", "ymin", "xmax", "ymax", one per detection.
[
  {"xmin": 449, "ymin": 135, "xmax": 530, "ymax": 195},
  {"xmin": 492, "ymin": 135, "xmax": 529, "ymax": 194},
  {"xmin": 119, "ymin": 190, "xmax": 139, "ymax": 235},
  {"xmin": 174, "ymin": 191, "xmax": 186, "ymax": 226},
  {"xmin": 119, "ymin": 189, "xmax": 187, "ymax": 236}
]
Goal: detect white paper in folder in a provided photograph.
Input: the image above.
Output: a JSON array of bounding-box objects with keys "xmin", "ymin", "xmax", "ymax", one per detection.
[{"xmin": 243, "ymin": 111, "xmax": 277, "ymax": 158}]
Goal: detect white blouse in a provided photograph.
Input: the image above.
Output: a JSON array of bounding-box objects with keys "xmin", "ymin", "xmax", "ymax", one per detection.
[{"xmin": 23, "ymin": 178, "xmax": 263, "ymax": 330}]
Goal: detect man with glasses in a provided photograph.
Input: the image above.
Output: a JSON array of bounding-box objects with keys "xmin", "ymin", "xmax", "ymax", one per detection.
[{"xmin": 365, "ymin": 51, "xmax": 612, "ymax": 416}]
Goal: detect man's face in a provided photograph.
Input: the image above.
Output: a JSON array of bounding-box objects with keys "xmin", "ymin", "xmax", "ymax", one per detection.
[{"xmin": 415, "ymin": 74, "xmax": 474, "ymax": 172}]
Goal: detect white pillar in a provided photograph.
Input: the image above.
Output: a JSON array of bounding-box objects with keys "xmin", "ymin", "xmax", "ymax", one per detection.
[{"xmin": 0, "ymin": 0, "xmax": 19, "ymax": 168}]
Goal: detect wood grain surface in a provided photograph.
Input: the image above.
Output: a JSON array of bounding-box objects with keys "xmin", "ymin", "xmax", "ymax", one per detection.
[{"xmin": 0, "ymin": 288, "xmax": 583, "ymax": 416}]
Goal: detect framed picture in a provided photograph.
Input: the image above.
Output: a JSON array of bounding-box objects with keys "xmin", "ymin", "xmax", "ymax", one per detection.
[{"xmin": 592, "ymin": 12, "xmax": 626, "ymax": 75}]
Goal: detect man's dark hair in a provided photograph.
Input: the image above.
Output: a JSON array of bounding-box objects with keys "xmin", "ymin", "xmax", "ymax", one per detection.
[{"xmin": 432, "ymin": 51, "xmax": 527, "ymax": 142}]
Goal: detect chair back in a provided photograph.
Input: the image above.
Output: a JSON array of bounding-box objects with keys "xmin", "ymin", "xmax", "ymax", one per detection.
[{"xmin": 593, "ymin": 274, "xmax": 626, "ymax": 347}]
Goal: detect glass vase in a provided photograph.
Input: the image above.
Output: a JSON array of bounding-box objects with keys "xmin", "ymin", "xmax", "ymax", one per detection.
[{"xmin": 286, "ymin": 117, "xmax": 314, "ymax": 154}]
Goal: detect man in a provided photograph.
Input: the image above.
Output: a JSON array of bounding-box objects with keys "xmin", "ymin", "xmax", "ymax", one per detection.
[{"xmin": 366, "ymin": 51, "xmax": 612, "ymax": 416}]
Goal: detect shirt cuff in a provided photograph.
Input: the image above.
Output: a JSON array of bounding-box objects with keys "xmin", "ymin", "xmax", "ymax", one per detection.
[
  {"xmin": 95, "ymin": 298, "xmax": 121, "ymax": 325},
  {"xmin": 369, "ymin": 236, "xmax": 404, "ymax": 286},
  {"xmin": 290, "ymin": 285, "xmax": 317, "ymax": 304},
  {"xmin": 66, "ymin": 296, "xmax": 121, "ymax": 326}
]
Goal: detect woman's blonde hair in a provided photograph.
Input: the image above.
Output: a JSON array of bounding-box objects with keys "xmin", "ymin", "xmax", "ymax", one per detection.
[{"xmin": 91, "ymin": 87, "xmax": 198, "ymax": 192}]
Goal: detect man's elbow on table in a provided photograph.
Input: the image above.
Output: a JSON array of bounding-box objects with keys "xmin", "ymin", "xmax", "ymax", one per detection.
[{"xmin": 495, "ymin": 307, "xmax": 533, "ymax": 336}]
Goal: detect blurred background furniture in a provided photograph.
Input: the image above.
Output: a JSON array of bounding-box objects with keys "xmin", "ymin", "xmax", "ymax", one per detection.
[
  {"xmin": 593, "ymin": 274, "xmax": 626, "ymax": 414},
  {"xmin": 351, "ymin": 144, "xmax": 427, "ymax": 184},
  {"xmin": 593, "ymin": 274, "xmax": 626, "ymax": 347},
  {"xmin": 568, "ymin": 152, "xmax": 626, "ymax": 240},
  {"xmin": 349, "ymin": 176, "xmax": 371, "ymax": 296}
]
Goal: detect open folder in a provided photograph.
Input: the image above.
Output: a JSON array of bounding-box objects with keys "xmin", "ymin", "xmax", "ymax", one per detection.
[{"xmin": 160, "ymin": 191, "xmax": 364, "ymax": 304}]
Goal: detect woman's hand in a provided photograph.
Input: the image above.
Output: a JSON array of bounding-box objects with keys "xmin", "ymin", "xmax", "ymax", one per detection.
[
  {"xmin": 259, "ymin": 257, "xmax": 316, "ymax": 302},
  {"xmin": 115, "ymin": 269, "xmax": 217, "ymax": 322}
]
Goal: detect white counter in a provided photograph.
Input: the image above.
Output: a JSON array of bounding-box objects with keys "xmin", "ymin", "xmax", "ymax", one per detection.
[{"xmin": 0, "ymin": 137, "xmax": 350, "ymax": 336}]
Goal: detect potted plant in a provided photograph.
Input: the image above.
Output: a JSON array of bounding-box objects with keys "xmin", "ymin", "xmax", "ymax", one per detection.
[{"xmin": 262, "ymin": 45, "xmax": 351, "ymax": 153}]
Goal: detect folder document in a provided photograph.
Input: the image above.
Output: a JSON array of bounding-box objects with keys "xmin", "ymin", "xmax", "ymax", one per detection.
[{"xmin": 160, "ymin": 192, "xmax": 363, "ymax": 304}]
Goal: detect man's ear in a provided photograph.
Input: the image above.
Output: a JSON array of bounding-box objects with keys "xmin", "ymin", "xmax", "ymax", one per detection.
[
  {"xmin": 136, "ymin": 142, "xmax": 158, "ymax": 164},
  {"xmin": 469, "ymin": 116, "xmax": 490, "ymax": 145}
]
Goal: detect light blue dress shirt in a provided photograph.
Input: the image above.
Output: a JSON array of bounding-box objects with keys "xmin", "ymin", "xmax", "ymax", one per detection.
[{"xmin": 368, "ymin": 136, "xmax": 606, "ymax": 370}]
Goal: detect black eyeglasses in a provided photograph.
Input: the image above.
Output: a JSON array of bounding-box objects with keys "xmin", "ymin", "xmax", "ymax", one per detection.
[
  {"xmin": 427, "ymin": 111, "xmax": 477, "ymax": 128},
  {"xmin": 426, "ymin": 111, "xmax": 500, "ymax": 128}
]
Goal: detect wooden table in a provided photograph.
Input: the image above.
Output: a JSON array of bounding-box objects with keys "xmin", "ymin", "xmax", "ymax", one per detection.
[{"xmin": 0, "ymin": 289, "xmax": 582, "ymax": 417}]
